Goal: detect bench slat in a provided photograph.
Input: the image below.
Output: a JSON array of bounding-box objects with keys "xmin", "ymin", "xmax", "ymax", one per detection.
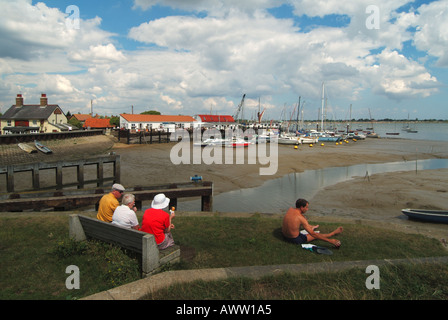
[
  {"xmin": 79, "ymin": 215, "xmax": 146, "ymax": 253},
  {"xmin": 70, "ymin": 214, "xmax": 180, "ymax": 276}
]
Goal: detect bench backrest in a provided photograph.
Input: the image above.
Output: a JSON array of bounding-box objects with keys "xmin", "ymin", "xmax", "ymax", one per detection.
[
  {"xmin": 69, "ymin": 214, "xmax": 172, "ymax": 275},
  {"xmin": 77, "ymin": 215, "xmax": 149, "ymax": 254}
]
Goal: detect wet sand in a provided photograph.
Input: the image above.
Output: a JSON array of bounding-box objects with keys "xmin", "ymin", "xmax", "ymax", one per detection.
[
  {"xmin": 113, "ymin": 137, "xmax": 448, "ymax": 195},
  {"xmin": 2, "ymin": 135, "xmax": 448, "ymax": 241},
  {"xmin": 115, "ymin": 137, "xmax": 448, "ymax": 242}
]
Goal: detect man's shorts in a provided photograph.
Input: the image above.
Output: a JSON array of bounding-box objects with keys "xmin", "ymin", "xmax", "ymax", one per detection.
[{"xmin": 283, "ymin": 233, "xmax": 308, "ymax": 245}]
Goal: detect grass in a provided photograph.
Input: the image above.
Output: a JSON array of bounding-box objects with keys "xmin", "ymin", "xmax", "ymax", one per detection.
[
  {"xmin": 1, "ymin": 213, "xmax": 447, "ymax": 299},
  {"xmin": 147, "ymin": 263, "xmax": 448, "ymax": 300}
]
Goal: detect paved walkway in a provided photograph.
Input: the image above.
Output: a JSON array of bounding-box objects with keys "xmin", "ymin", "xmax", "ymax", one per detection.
[{"xmin": 82, "ymin": 256, "xmax": 448, "ymax": 300}]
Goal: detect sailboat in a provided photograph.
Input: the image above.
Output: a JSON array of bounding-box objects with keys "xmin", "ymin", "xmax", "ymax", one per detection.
[
  {"xmin": 402, "ymin": 113, "xmax": 418, "ymax": 133},
  {"xmin": 314, "ymin": 82, "xmax": 342, "ymax": 142},
  {"xmin": 386, "ymin": 120, "xmax": 400, "ymax": 136}
]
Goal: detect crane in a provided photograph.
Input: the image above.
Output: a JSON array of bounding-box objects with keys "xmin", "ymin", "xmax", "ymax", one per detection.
[{"xmin": 233, "ymin": 94, "xmax": 246, "ymax": 122}]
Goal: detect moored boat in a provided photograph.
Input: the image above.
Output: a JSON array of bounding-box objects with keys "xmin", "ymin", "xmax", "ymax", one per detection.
[
  {"xmin": 193, "ymin": 138, "xmax": 227, "ymax": 147},
  {"xmin": 225, "ymin": 137, "xmax": 252, "ymax": 147},
  {"xmin": 34, "ymin": 140, "xmax": 52, "ymax": 154},
  {"xmin": 18, "ymin": 143, "xmax": 37, "ymax": 154},
  {"xmin": 298, "ymin": 136, "xmax": 318, "ymax": 144},
  {"xmin": 278, "ymin": 133, "xmax": 300, "ymax": 145},
  {"xmin": 401, "ymin": 208, "xmax": 448, "ymax": 224}
]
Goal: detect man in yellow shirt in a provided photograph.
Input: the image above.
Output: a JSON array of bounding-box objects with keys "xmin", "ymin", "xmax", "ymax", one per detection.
[{"xmin": 97, "ymin": 183, "xmax": 125, "ymax": 222}]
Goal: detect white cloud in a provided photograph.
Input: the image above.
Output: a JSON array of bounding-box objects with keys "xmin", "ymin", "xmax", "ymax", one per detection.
[
  {"xmin": 368, "ymin": 49, "xmax": 439, "ymax": 100},
  {"xmin": 0, "ymin": 0, "xmax": 445, "ymax": 119},
  {"xmin": 412, "ymin": 0, "xmax": 448, "ymax": 67},
  {"xmin": 69, "ymin": 44, "xmax": 126, "ymax": 64}
]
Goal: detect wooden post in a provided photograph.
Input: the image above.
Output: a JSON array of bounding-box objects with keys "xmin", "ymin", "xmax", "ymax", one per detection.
[
  {"xmin": 77, "ymin": 163, "xmax": 84, "ymax": 189},
  {"xmin": 56, "ymin": 163, "xmax": 63, "ymax": 190},
  {"xmin": 114, "ymin": 156, "xmax": 120, "ymax": 183},
  {"xmin": 6, "ymin": 166, "xmax": 14, "ymax": 193},
  {"xmin": 97, "ymin": 160, "xmax": 104, "ymax": 187},
  {"xmin": 32, "ymin": 163, "xmax": 39, "ymax": 190},
  {"xmin": 201, "ymin": 181, "xmax": 213, "ymax": 211}
]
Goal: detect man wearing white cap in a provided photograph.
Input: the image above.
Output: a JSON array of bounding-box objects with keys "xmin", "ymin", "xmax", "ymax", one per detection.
[
  {"xmin": 141, "ymin": 193, "xmax": 175, "ymax": 250},
  {"xmin": 97, "ymin": 183, "xmax": 125, "ymax": 223}
]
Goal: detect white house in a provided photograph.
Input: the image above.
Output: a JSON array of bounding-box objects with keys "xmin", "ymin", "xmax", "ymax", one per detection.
[{"xmin": 119, "ymin": 114, "xmax": 197, "ymax": 132}]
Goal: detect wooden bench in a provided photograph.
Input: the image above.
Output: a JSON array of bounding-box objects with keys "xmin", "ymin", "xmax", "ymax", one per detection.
[{"xmin": 69, "ymin": 214, "xmax": 180, "ymax": 277}]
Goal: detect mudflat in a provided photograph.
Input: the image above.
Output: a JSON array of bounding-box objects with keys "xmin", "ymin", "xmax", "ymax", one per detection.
[{"xmin": 2, "ymin": 135, "xmax": 447, "ymax": 241}]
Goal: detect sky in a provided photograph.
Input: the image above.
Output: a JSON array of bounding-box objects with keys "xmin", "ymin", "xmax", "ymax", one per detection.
[{"xmin": 0, "ymin": 0, "xmax": 447, "ymax": 121}]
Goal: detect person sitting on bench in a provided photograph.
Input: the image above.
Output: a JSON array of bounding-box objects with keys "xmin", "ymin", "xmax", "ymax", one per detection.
[{"xmin": 141, "ymin": 193, "xmax": 175, "ymax": 250}]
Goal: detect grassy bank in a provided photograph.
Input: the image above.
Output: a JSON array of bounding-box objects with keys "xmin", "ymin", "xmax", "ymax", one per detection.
[
  {"xmin": 1, "ymin": 214, "xmax": 447, "ymax": 300},
  {"xmin": 147, "ymin": 263, "xmax": 448, "ymax": 300}
]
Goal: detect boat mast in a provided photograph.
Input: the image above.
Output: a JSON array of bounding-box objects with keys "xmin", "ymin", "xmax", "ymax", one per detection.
[{"xmin": 321, "ymin": 82, "xmax": 324, "ymax": 132}]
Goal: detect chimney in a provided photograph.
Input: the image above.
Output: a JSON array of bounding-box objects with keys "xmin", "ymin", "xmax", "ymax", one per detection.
[
  {"xmin": 16, "ymin": 94, "xmax": 24, "ymax": 107},
  {"xmin": 40, "ymin": 93, "xmax": 47, "ymax": 107}
]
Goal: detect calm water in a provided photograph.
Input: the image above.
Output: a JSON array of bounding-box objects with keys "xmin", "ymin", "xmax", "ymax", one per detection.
[
  {"xmin": 177, "ymin": 158, "xmax": 448, "ymax": 214},
  {"xmin": 347, "ymin": 122, "xmax": 448, "ymax": 142}
]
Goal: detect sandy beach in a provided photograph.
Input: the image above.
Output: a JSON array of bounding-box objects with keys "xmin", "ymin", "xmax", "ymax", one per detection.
[{"xmin": 1, "ymin": 134, "xmax": 447, "ymax": 241}]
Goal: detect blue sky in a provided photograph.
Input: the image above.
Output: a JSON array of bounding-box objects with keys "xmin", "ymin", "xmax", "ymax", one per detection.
[{"xmin": 0, "ymin": 0, "xmax": 447, "ymax": 120}]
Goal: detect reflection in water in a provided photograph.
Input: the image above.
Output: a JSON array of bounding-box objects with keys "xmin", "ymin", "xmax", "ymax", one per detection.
[{"xmin": 176, "ymin": 159, "xmax": 448, "ymax": 214}]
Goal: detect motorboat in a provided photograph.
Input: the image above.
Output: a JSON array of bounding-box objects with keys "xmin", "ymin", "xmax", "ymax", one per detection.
[
  {"xmin": 278, "ymin": 133, "xmax": 300, "ymax": 145},
  {"xmin": 193, "ymin": 138, "xmax": 227, "ymax": 147},
  {"xmin": 225, "ymin": 137, "xmax": 252, "ymax": 147}
]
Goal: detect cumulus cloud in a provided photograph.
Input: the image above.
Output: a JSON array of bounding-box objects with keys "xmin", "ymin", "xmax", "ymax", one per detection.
[
  {"xmin": 412, "ymin": 0, "xmax": 448, "ymax": 67},
  {"xmin": 0, "ymin": 0, "xmax": 445, "ymax": 118},
  {"xmin": 69, "ymin": 44, "xmax": 127, "ymax": 64}
]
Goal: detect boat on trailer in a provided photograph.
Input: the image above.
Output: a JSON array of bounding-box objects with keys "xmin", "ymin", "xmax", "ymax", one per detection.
[{"xmin": 401, "ymin": 208, "xmax": 448, "ymax": 224}]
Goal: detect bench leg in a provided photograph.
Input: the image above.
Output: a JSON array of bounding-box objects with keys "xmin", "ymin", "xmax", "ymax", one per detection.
[
  {"xmin": 142, "ymin": 234, "xmax": 160, "ymax": 275},
  {"xmin": 69, "ymin": 214, "xmax": 86, "ymax": 241}
]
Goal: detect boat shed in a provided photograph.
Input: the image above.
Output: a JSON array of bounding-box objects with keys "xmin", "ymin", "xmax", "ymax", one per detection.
[
  {"xmin": 119, "ymin": 114, "xmax": 197, "ymax": 132},
  {"xmin": 194, "ymin": 114, "xmax": 237, "ymax": 130}
]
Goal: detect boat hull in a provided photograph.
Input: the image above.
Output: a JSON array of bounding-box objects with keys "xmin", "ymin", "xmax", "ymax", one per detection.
[
  {"xmin": 18, "ymin": 143, "xmax": 37, "ymax": 154},
  {"xmin": 278, "ymin": 138, "xmax": 299, "ymax": 145},
  {"xmin": 34, "ymin": 140, "xmax": 52, "ymax": 154},
  {"xmin": 401, "ymin": 208, "xmax": 448, "ymax": 224}
]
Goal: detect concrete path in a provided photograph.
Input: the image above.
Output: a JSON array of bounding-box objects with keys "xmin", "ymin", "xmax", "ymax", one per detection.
[{"xmin": 82, "ymin": 256, "xmax": 448, "ymax": 300}]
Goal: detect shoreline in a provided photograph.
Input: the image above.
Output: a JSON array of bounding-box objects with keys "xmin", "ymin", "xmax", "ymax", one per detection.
[{"xmin": 1, "ymin": 135, "xmax": 447, "ymax": 241}]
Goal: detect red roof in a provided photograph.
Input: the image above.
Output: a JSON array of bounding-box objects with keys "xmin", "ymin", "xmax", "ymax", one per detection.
[
  {"xmin": 120, "ymin": 114, "xmax": 196, "ymax": 123},
  {"xmin": 83, "ymin": 118, "xmax": 114, "ymax": 128},
  {"xmin": 71, "ymin": 114, "xmax": 93, "ymax": 121},
  {"xmin": 196, "ymin": 115, "xmax": 235, "ymax": 123}
]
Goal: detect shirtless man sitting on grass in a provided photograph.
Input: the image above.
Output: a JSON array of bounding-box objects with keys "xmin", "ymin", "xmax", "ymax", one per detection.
[{"xmin": 282, "ymin": 198, "xmax": 343, "ymax": 248}]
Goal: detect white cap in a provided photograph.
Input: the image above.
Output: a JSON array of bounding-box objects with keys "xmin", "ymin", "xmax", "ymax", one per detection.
[{"xmin": 112, "ymin": 183, "xmax": 125, "ymax": 192}]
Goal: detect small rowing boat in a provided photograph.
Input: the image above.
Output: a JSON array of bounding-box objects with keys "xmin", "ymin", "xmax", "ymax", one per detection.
[
  {"xmin": 34, "ymin": 140, "xmax": 52, "ymax": 154},
  {"xmin": 401, "ymin": 208, "xmax": 448, "ymax": 224},
  {"xmin": 18, "ymin": 143, "xmax": 37, "ymax": 154}
]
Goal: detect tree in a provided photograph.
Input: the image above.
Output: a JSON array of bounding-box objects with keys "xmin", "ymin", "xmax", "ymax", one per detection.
[
  {"xmin": 110, "ymin": 116, "xmax": 120, "ymax": 127},
  {"xmin": 68, "ymin": 117, "xmax": 82, "ymax": 129},
  {"xmin": 141, "ymin": 110, "xmax": 161, "ymax": 115}
]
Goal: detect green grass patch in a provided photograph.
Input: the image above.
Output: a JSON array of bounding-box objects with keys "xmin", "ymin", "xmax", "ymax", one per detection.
[
  {"xmin": 1, "ymin": 214, "xmax": 447, "ymax": 299},
  {"xmin": 147, "ymin": 263, "xmax": 448, "ymax": 300},
  {"xmin": 169, "ymin": 216, "xmax": 447, "ymax": 269}
]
